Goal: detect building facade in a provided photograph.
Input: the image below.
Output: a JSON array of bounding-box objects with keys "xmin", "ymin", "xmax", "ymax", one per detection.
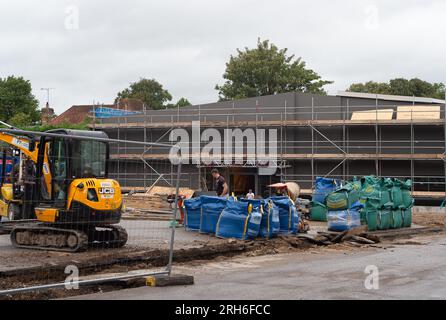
[{"xmin": 92, "ymin": 91, "xmax": 446, "ymax": 201}]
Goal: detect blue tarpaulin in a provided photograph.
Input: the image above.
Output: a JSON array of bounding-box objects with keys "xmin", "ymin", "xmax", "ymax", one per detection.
[
  {"xmin": 215, "ymin": 200, "xmax": 262, "ymax": 240},
  {"xmin": 183, "ymin": 197, "xmax": 202, "ymax": 231},
  {"xmin": 94, "ymin": 107, "xmax": 141, "ymax": 119},
  {"xmin": 312, "ymin": 177, "xmax": 341, "ymax": 203},
  {"xmin": 269, "ymin": 196, "xmax": 299, "ymax": 234},
  {"xmin": 199, "ymin": 196, "xmax": 227, "ymax": 234}
]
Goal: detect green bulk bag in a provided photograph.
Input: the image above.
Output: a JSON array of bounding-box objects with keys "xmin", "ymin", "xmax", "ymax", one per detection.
[
  {"xmin": 363, "ymin": 201, "xmax": 378, "ymax": 231},
  {"xmin": 401, "ymin": 180, "xmax": 413, "ymax": 209},
  {"xmin": 380, "ymin": 178, "xmax": 394, "ymax": 208},
  {"xmin": 390, "ymin": 209, "xmax": 404, "ymax": 229},
  {"xmin": 360, "ymin": 176, "xmax": 392, "ymax": 208},
  {"xmin": 326, "ymin": 184, "xmax": 360, "ymax": 211},
  {"xmin": 351, "ymin": 176, "xmax": 362, "ymax": 192},
  {"xmin": 364, "ymin": 197, "xmax": 381, "ymax": 210},
  {"xmin": 360, "ymin": 176, "xmax": 381, "ymax": 199},
  {"xmin": 364, "ymin": 210, "xmax": 378, "ymax": 231},
  {"xmin": 390, "ymin": 179, "xmax": 404, "ymax": 209},
  {"xmin": 402, "ymin": 207, "xmax": 412, "ymax": 228},
  {"xmin": 377, "ymin": 209, "xmax": 391, "ymax": 230},
  {"xmin": 310, "ymin": 201, "xmax": 327, "ymax": 222}
]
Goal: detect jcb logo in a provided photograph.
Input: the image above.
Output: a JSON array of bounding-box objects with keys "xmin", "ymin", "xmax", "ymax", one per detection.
[{"xmin": 99, "ymin": 187, "xmax": 115, "ymax": 195}]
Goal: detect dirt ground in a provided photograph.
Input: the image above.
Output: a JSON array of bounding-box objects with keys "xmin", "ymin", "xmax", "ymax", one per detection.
[
  {"xmin": 413, "ymin": 211, "xmax": 446, "ymax": 227},
  {"xmin": 0, "ymin": 208, "xmax": 445, "ymax": 300}
]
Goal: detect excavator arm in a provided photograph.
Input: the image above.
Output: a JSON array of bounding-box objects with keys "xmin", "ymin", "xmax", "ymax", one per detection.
[{"xmin": 0, "ymin": 132, "xmax": 52, "ymax": 195}]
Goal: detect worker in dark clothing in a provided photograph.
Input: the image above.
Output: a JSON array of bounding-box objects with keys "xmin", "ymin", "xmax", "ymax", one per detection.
[{"xmin": 211, "ymin": 168, "xmax": 228, "ymax": 197}]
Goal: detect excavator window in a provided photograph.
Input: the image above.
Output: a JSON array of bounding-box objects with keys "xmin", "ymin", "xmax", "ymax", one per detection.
[
  {"xmin": 48, "ymin": 138, "xmax": 68, "ymax": 205},
  {"xmin": 71, "ymin": 140, "xmax": 107, "ymax": 178}
]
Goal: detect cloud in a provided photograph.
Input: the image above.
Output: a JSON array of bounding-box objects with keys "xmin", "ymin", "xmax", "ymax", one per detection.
[{"xmin": 0, "ymin": 0, "xmax": 445, "ymax": 114}]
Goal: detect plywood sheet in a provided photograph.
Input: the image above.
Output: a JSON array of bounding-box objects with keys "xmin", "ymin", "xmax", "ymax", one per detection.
[
  {"xmin": 397, "ymin": 105, "xmax": 441, "ymax": 120},
  {"xmin": 351, "ymin": 109, "xmax": 394, "ymax": 121}
]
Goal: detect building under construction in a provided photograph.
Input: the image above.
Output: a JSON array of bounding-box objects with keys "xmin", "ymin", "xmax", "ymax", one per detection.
[{"xmin": 92, "ymin": 91, "xmax": 446, "ymax": 202}]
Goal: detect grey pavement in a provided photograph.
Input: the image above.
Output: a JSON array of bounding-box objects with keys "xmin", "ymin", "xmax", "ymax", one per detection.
[{"xmin": 72, "ymin": 234, "xmax": 446, "ymax": 300}]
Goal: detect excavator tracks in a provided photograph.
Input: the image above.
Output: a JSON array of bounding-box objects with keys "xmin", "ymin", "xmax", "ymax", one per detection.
[
  {"xmin": 10, "ymin": 224, "xmax": 128, "ymax": 252},
  {"xmin": 88, "ymin": 225, "xmax": 128, "ymax": 249},
  {"xmin": 10, "ymin": 225, "xmax": 89, "ymax": 252}
]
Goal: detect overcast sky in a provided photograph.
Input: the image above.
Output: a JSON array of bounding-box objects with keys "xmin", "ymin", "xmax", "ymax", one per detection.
[{"xmin": 1, "ymin": 0, "xmax": 445, "ymax": 114}]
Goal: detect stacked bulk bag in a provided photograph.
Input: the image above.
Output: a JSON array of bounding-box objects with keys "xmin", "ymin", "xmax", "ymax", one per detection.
[
  {"xmin": 199, "ymin": 196, "xmax": 228, "ymax": 234},
  {"xmin": 183, "ymin": 197, "xmax": 202, "ymax": 231},
  {"xmin": 390, "ymin": 209, "xmax": 404, "ymax": 229},
  {"xmin": 269, "ymin": 196, "xmax": 299, "ymax": 234},
  {"xmin": 259, "ymin": 199, "xmax": 280, "ymax": 239},
  {"xmin": 312, "ymin": 177, "xmax": 341, "ymax": 203},
  {"xmin": 311, "ymin": 177, "xmax": 341, "ymax": 221},
  {"xmin": 350, "ymin": 177, "xmax": 362, "ymax": 192},
  {"xmin": 390, "ymin": 179, "xmax": 413, "ymax": 229},
  {"xmin": 310, "ymin": 201, "xmax": 327, "ymax": 222},
  {"xmin": 360, "ymin": 176, "xmax": 392, "ymax": 208},
  {"xmin": 377, "ymin": 209, "xmax": 392, "ymax": 230},
  {"xmin": 402, "ymin": 207, "xmax": 413, "ymax": 228},
  {"xmin": 360, "ymin": 177, "xmax": 413, "ymax": 231},
  {"xmin": 215, "ymin": 199, "xmax": 262, "ymax": 240},
  {"xmin": 362, "ymin": 202, "xmax": 392, "ymax": 231},
  {"xmin": 362, "ymin": 201, "xmax": 378, "ymax": 231},
  {"xmin": 401, "ymin": 180, "xmax": 414, "ymax": 209},
  {"xmin": 326, "ymin": 182, "xmax": 360, "ymax": 211},
  {"xmin": 327, "ymin": 201, "xmax": 363, "ymax": 232}
]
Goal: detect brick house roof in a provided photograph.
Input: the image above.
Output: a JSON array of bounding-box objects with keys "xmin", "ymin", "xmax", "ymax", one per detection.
[
  {"xmin": 50, "ymin": 104, "xmax": 115, "ymax": 125},
  {"xmin": 50, "ymin": 98, "xmax": 145, "ymax": 125}
]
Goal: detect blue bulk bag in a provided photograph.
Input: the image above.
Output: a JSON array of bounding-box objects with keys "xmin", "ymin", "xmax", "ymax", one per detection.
[
  {"xmin": 239, "ymin": 199, "xmax": 263, "ymax": 239},
  {"xmin": 259, "ymin": 200, "xmax": 280, "ymax": 239},
  {"xmin": 313, "ymin": 177, "xmax": 341, "ymax": 203},
  {"xmin": 269, "ymin": 196, "xmax": 299, "ymax": 234},
  {"xmin": 199, "ymin": 196, "xmax": 227, "ymax": 234},
  {"xmin": 183, "ymin": 197, "xmax": 202, "ymax": 231},
  {"xmin": 327, "ymin": 201, "xmax": 363, "ymax": 232},
  {"xmin": 215, "ymin": 200, "xmax": 262, "ymax": 240}
]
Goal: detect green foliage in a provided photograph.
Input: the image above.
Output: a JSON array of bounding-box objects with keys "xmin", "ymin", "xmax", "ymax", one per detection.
[
  {"xmin": 215, "ymin": 39, "xmax": 333, "ymax": 101},
  {"xmin": 9, "ymin": 112, "xmax": 33, "ymax": 127},
  {"xmin": 116, "ymin": 78, "xmax": 173, "ymax": 110},
  {"xmin": 175, "ymin": 97, "xmax": 192, "ymax": 107},
  {"xmin": 347, "ymin": 78, "xmax": 445, "ymax": 100},
  {"xmin": 0, "ymin": 76, "xmax": 40, "ymax": 125},
  {"xmin": 22, "ymin": 118, "xmax": 90, "ymax": 132},
  {"xmin": 165, "ymin": 97, "xmax": 193, "ymax": 109}
]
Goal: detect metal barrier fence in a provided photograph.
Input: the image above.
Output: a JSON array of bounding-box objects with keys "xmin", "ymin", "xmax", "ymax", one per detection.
[{"xmin": 0, "ymin": 129, "xmax": 182, "ymax": 298}]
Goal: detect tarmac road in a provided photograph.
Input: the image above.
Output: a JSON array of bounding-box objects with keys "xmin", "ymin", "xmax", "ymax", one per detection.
[{"xmin": 73, "ymin": 234, "xmax": 446, "ymax": 300}]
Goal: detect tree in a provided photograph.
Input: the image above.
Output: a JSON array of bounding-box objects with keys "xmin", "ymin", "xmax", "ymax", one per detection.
[
  {"xmin": 175, "ymin": 97, "xmax": 192, "ymax": 107},
  {"xmin": 215, "ymin": 39, "xmax": 333, "ymax": 101},
  {"xmin": 0, "ymin": 76, "xmax": 40, "ymax": 126},
  {"xmin": 347, "ymin": 81, "xmax": 390, "ymax": 95},
  {"xmin": 9, "ymin": 112, "xmax": 33, "ymax": 127},
  {"xmin": 116, "ymin": 78, "xmax": 173, "ymax": 110},
  {"xmin": 347, "ymin": 78, "xmax": 445, "ymax": 100}
]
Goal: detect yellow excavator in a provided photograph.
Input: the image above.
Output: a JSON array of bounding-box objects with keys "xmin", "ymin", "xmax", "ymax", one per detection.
[{"xmin": 0, "ymin": 126, "xmax": 128, "ymax": 252}]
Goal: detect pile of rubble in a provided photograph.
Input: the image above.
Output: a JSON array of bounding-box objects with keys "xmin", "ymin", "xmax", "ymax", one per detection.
[{"xmin": 298, "ymin": 226, "xmax": 381, "ymax": 247}]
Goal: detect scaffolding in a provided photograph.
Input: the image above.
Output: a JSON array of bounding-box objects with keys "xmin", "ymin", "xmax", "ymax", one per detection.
[{"xmin": 92, "ymin": 98, "xmax": 446, "ymax": 200}]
